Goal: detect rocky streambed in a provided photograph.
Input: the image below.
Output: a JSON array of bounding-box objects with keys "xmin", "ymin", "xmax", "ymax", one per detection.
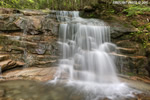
[{"xmin": 0, "ymin": 78, "xmax": 149, "ymax": 100}]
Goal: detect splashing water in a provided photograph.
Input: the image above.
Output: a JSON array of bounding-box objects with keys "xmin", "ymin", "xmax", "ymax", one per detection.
[{"xmin": 50, "ymin": 11, "xmax": 139, "ymax": 100}]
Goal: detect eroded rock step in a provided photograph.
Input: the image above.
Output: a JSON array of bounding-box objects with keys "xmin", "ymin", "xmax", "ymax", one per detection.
[
  {"xmin": 0, "ymin": 67, "xmax": 57, "ymax": 82},
  {"xmin": 115, "ymin": 40, "xmax": 145, "ymax": 56},
  {"xmin": 0, "ymin": 57, "xmax": 24, "ymax": 72},
  {"xmin": 111, "ymin": 52, "xmax": 148, "ymax": 76}
]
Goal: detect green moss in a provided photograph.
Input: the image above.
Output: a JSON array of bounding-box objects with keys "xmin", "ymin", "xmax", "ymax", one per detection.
[
  {"xmin": 12, "ymin": 40, "xmax": 22, "ymax": 47},
  {"xmin": 146, "ymin": 25, "xmax": 150, "ymax": 31},
  {"xmin": 123, "ymin": 23, "xmax": 129, "ymax": 27},
  {"xmin": 127, "ymin": 72, "xmax": 136, "ymax": 76},
  {"xmin": 42, "ymin": 9, "xmax": 50, "ymax": 13},
  {"xmin": 0, "ymin": 35, "xmax": 8, "ymax": 39},
  {"xmin": 131, "ymin": 21, "xmax": 139, "ymax": 27},
  {"xmin": 89, "ymin": 13, "xmax": 94, "ymax": 17}
]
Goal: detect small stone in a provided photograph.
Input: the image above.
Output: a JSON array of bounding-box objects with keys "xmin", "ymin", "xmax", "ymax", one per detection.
[
  {"xmin": 84, "ymin": 6, "xmax": 94, "ymax": 12},
  {"xmin": 143, "ymin": 30, "xmax": 149, "ymax": 33}
]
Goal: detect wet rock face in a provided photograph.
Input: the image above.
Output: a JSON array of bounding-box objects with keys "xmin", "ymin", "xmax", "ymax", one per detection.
[
  {"xmin": 145, "ymin": 47, "xmax": 150, "ymax": 77},
  {"xmin": 0, "ymin": 10, "xmax": 59, "ymax": 72},
  {"xmin": 112, "ymin": 35, "xmax": 149, "ymax": 76},
  {"xmin": 108, "ymin": 21, "xmax": 138, "ymax": 39}
]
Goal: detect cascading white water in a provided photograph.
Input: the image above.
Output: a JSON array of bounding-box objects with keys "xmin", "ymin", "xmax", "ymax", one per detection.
[
  {"xmin": 55, "ymin": 11, "xmax": 119, "ymax": 83},
  {"xmin": 51, "ymin": 11, "xmax": 139, "ymax": 100}
]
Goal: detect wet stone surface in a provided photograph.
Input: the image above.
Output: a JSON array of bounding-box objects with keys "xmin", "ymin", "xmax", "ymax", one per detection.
[
  {"xmin": 0, "ymin": 80, "xmax": 84, "ymax": 100},
  {"xmin": 0, "ymin": 80, "xmax": 149, "ymax": 100}
]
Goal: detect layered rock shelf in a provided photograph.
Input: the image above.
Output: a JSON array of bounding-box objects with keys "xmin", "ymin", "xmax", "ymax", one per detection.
[{"xmin": 0, "ymin": 9, "xmax": 59, "ymax": 73}]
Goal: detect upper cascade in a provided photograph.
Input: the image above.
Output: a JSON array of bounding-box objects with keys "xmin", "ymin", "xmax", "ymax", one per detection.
[
  {"xmin": 56, "ymin": 11, "xmax": 79, "ymax": 22},
  {"xmin": 55, "ymin": 11, "xmax": 119, "ymax": 83}
]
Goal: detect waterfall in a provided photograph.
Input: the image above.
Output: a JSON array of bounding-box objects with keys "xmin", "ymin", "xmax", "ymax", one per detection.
[
  {"xmin": 55, "ymin": 11, "xmax": 119, "ymax": 83},
  {"xmin": 51, "ymin": 11, "xmax": 139, "ymax": 100}
]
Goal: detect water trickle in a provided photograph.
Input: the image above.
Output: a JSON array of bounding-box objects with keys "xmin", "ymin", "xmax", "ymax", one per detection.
[{"xmin": 51, "ymin": 11, "xmax": 139, "ymax": 100}]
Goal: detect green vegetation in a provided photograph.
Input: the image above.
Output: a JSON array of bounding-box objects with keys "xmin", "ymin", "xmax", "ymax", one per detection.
[
  {"xmin": 124, "ymin": 5, "xmax": 150, "ymax": 16},
  {"xmin": 0, "ymin": 0, "xmax": 98, "ymax": 10},
  {"xmin": 0, "ymin": 0, "xmax": 35, "ymax": 9},
  {"xmin": 119, "ymin": 4, "xmax": 150, "ymax": 49},
  {"xmin": 130, "ymin": 22, "xmax": 150, "ymax": 48}
]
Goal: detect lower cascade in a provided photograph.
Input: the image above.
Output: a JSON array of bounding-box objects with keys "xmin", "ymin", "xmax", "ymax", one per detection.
[{"xmin": 50, "ymin": 11, "xmax": 139, "ymax": 100}]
